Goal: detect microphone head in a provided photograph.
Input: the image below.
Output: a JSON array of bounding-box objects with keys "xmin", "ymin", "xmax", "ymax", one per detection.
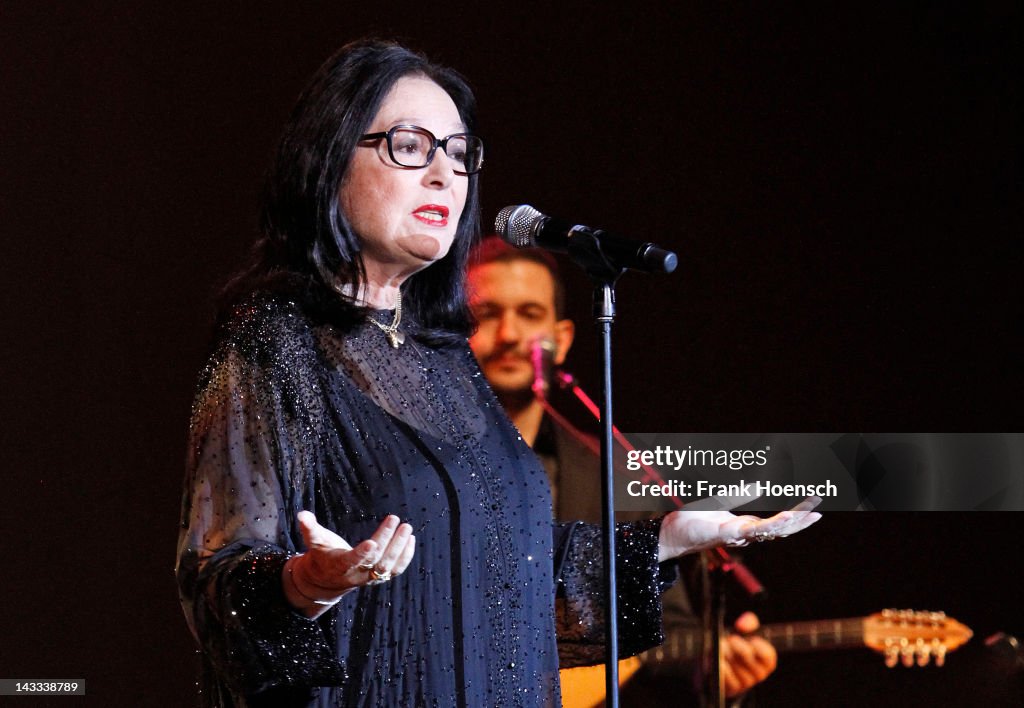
[
  {"xmin": 530, "ymin": 336, "xmax": 556, "ymax": 398},
  {"xmin": 495, "ymin": 205, "xmax": 542, "ymax": 248}
]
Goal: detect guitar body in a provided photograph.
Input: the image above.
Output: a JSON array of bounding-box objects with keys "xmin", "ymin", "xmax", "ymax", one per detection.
[{"xmin": 559, "ymin": 657, "xmax": 641, "ymax": 708}]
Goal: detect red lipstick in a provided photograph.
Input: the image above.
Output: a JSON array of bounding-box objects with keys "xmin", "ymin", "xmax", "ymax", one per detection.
[{"xmin": 412, "ymin": 204, "xmax": 449, "ymax": 227}]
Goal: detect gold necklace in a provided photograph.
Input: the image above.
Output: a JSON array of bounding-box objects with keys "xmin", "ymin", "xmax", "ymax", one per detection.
[{"xmin": 367, "ymin": 289, "xmax": 404, "ymax": 347}]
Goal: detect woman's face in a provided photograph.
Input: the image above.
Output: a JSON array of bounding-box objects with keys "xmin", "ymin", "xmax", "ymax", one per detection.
[{"xmin": 340, "ymin": 75, "xmax": 469, "ymax": 283}]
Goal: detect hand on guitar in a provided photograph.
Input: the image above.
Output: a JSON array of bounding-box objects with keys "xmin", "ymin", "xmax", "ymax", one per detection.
[{"xmin": 722, "ymin": 611, "xmax": 777, "ymax": 697}]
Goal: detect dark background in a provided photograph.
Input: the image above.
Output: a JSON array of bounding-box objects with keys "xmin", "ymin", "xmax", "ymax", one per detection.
[{"xmin": 2, "ymin": 2, "xmax": 1021, "ymax": 706}]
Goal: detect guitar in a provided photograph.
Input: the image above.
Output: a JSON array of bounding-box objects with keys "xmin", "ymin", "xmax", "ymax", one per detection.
[{"xmin": 560, "ymin": 609, "xmax": 973, "ymax": 708}]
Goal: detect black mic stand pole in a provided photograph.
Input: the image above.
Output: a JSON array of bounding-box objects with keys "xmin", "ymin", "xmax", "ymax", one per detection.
[
  {"xmin": 565, "ymin": 232, "xmax": 626, "ymax": 708},
  {"xmin": 596, "ymin": 281, "xmax": 620, "ymax": 707}
]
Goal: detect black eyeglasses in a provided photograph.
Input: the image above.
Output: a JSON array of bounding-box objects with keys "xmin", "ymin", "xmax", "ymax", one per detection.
[{"xmin": 360, "ymin": 124, "xmax": 484, "ymax": 175}]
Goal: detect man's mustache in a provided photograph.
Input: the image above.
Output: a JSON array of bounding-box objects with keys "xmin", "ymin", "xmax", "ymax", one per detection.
[{"xmin": 482, "ymin": 346, "xmax": 529, "ymax": 365}]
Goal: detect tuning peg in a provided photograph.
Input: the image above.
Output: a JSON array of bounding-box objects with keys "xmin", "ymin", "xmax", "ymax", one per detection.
[
  {"xmin": 901, "ymin": 639, "xmax": 916, "ymax": 667},
  {"xmin": 884, "ymin": 642, "xmax": 900, "ymax": 668},
  {"xmin": 916, "ymin": 639, "xmax": 931, "ymax": 666}
]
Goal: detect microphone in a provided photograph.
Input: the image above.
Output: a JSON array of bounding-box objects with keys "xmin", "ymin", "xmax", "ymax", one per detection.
[
  {"xmin": 495, "ymin": 204, "xmax": 678, "ymax": 274},
  {"xmin": 530, "ymin": 336, "xmax": 556, "ymax": 400}
]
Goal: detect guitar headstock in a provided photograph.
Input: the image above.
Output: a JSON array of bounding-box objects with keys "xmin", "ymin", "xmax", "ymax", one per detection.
[{"xmin": 863, "ymin": 609, "xmax": 973, "ymax": 667}]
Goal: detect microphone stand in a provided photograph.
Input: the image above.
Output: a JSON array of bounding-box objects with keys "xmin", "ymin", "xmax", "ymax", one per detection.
[{"xmin": 563, "ymin": 231, "xmax": 627, "ymax": 708}]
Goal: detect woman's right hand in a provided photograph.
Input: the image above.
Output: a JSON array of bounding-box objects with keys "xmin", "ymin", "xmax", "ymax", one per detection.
[{"xmin": 283, "ymin": 511, "xmax": 416, "ymax": 616}]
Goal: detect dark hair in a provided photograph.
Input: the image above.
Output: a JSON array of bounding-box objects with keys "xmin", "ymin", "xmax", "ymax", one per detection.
[
  {"xmin": 222, "ymin": 39, "xmax": 481, "ymax": 340},
  {"xmin": 469, "ymin": 236, "xmax": 567, "ymax": 320}
]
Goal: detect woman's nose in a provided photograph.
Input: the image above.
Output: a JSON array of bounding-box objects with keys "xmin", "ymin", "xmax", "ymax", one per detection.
[{"xmin": 422, "ymin": 150, "xmax": 455, "ymax": 188}]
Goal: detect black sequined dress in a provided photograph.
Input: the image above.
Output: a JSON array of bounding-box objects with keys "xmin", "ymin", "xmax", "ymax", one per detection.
[{"xmin": 176, "ymin": 295, "xmax": 671, "ymax": 707}]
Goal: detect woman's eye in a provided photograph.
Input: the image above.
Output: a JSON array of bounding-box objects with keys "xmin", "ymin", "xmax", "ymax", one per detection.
[
  {"xmin": 395, "ymin": 140, "xmax": 425, "ymax": 155},
  {"xmin": 445, "ymin": 138, "xmax": 468, "ymax": 164}
]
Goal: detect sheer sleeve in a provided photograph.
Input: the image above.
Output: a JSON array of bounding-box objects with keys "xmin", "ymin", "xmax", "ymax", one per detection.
[
  {"xmin": 553, "ymin": 519, "xmax": 678, "ymax": 668},
  {"xmin": 175, "ymin": 307, "xmax": 346, "ymax": 697}
]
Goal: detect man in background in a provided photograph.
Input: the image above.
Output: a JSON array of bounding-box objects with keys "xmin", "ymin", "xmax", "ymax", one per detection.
[{"xmin": 467, "ymin": 236, "xmax": 776, "ymax": 705}]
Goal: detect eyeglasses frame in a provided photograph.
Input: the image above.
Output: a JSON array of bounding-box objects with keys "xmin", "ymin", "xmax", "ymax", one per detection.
[{"xmin": 359, "ymin": 124, "xmax": 484, "ymax": 175}]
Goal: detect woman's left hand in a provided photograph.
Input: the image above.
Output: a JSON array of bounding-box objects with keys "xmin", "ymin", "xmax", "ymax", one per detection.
[{"xmin": 658, "ymin": 496, "xmax": 822, "ymax": 561}]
